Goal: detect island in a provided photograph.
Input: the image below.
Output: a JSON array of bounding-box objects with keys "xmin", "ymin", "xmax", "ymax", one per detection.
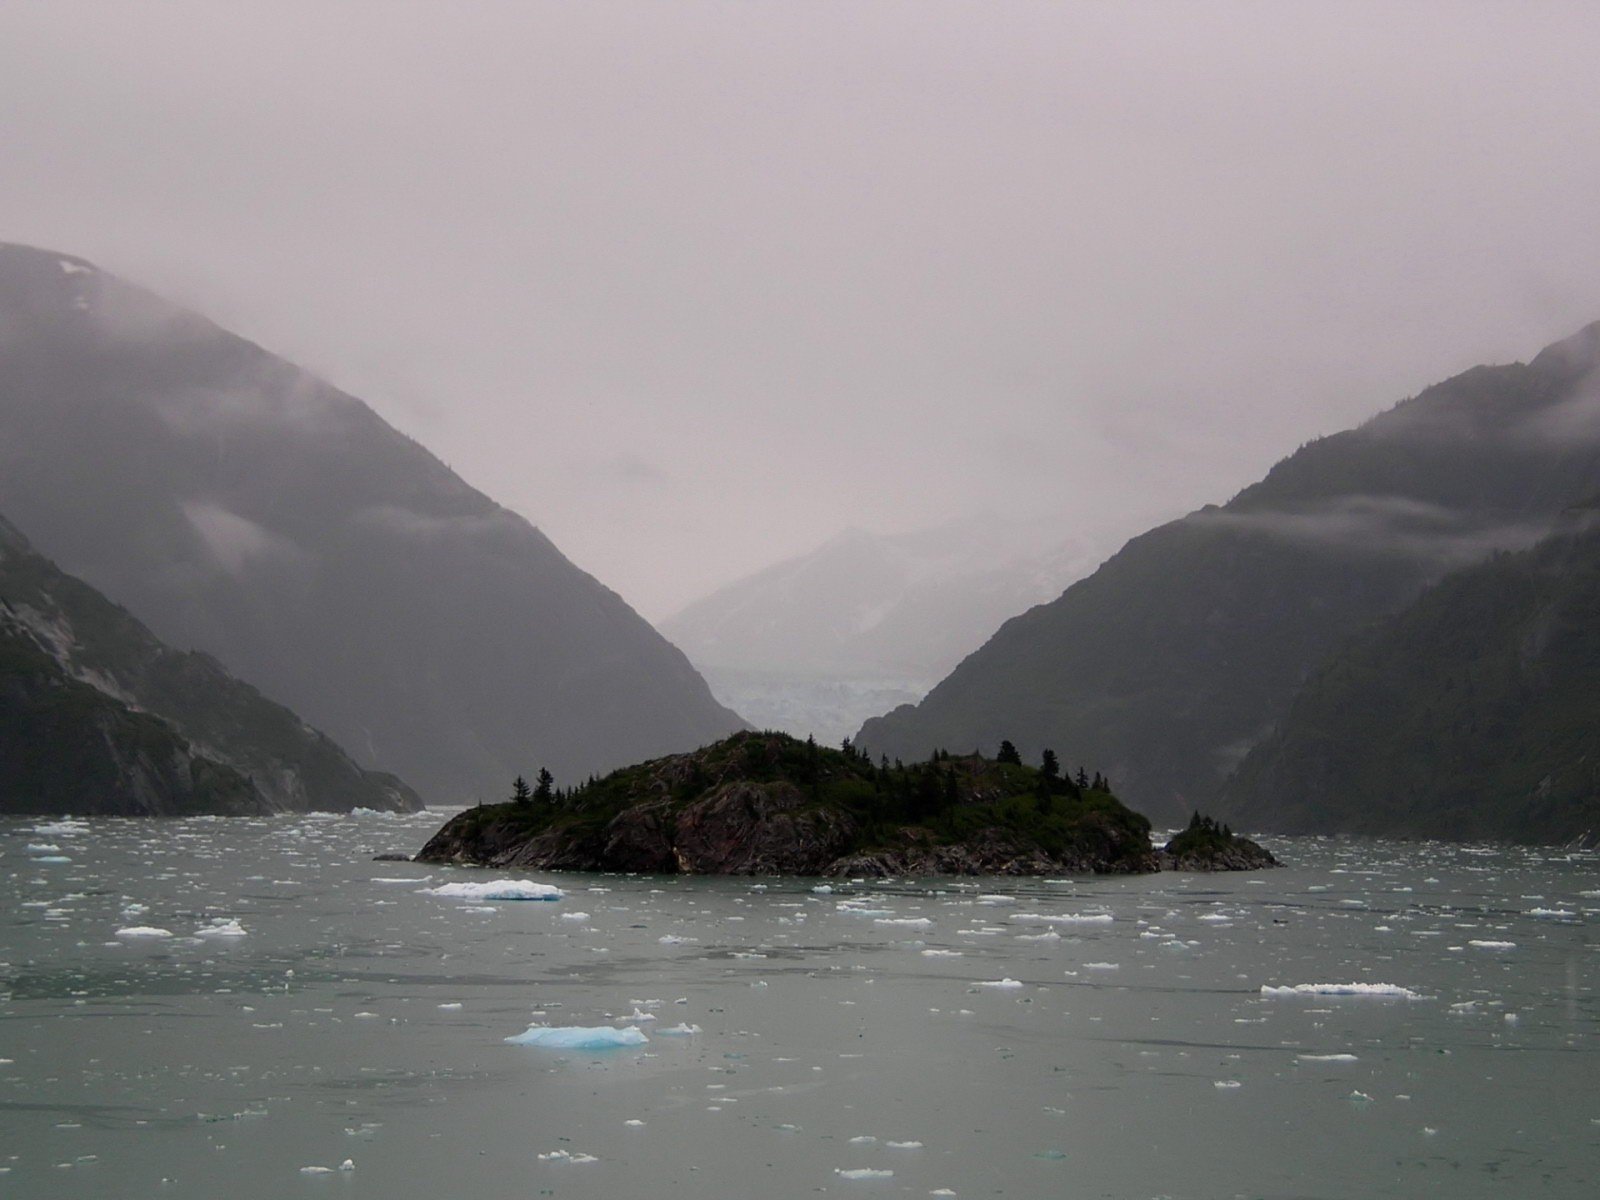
[{"xmin": 415, "ymin": 732, "xmax": 1277, "ymax": 877}]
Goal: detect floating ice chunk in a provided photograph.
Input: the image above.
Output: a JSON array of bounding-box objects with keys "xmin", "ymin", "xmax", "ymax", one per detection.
[
  {"xmin": 875, "ymin": 917, "xmax": 934, "ymax": 929},
  {"xmin": 33, "ymin": 856, "xmax": 70, "ymax": 864},
  {"xmin": 505, "ymin": 1024, "xmax": 648, "ymax": 1049},
  {"xmin": 1297, "ymin": 1053, "xmax": 1358, "ymax": 1062},
  {"xmin": 372, "ymin": 876, "xmax": 429, "ymax": 884},
  {"xmin": 1197, "ymin": 912, "xmax": 1233, "ymax": 922},
  {"xmin": 560, "ymin": 911, "xmax": 591, "ymax": 921},
  {"xmin": 627, "ymin": 1008, "xmax": 658, "ymax": 1021},
  {"xmin": 972, "ymin": 978, "xmax": 1024, "ymax": 989},
  {"xmin": 920, "ymin": 948, "xmax": 962, "ymax": 957},
  {"xmin": 1213, "ymin": 1080, "xmax": 1242, "ymax": 1089},
  {"xmin": 1467, "ymin": 940, "xmax": 1516, "ymax": 949},
  {"xmin": 538, "ymin": 1149, "xmax": 599, "ymax": 1163},
  {"xmin": 195, "ymin": 919, "xmax": 247, "ymax": 938},
  {"xmin": 1084, "ymin": 962, "xmax": 1119, "ymax": 970},
  {"xmin": 625, "ymin": 1119, "xmax": 645, "ymax": 1126},
  {"xmin": 116, "ymin": 926, "xmax": 174, "ymax": 939},
  {"xmin": 424, "ymin": 879, "xmax": 562, "ymax": 901},
  {"xmin": 886, "ymin": 1140, "xmax": 923, "ymax": 1149},
  {"xmin": 836, "ymin": 1168, "xmax": 894, "ymax": 1180},
  {"xmin": 1528, "ymin": 908, "xmax": 1576, "ymax": 919},
  {"xmin": 976, "ymin": 894, "xmax": 1016, "ymax": 904},
  {"xmin": 1015, "ymin": 931, "xmax": 1060, "ymax": 942},
  {"xmin": 299, "ymin": 1165, "xmax": 333, "ymax": 1174},
  {"xmin": 437, "ymin": 1003, "xmax": 463, "ymax": 1010},
  {"xmin": 849, "ymin": 1135, "xmax": 877, "ymax": 1145},
  {"xmin": 1260, "ymin": 982, "xmax": 1423, "ymax": 999},
  {"xmin": 812, "ymin": 885, "xmax": 834, "ymax": 894},
  {"xmin": 339, "ymin": 1159, "xmax": 354, "ymax": 1172},
  {"xmin": 31, "ymin": 820, "xmax": 88, "ymax": 835},
  {"xmin": 1011, "ymin": 912, "xmax": 1112, "ymax": 925},
  {"xmin": 658, "ymin": 934, "xmax": 699, "ymax": 945},
  {"xmin": 26, "ymin": 843, "xmax": 60, "ymax": 853},
  {"xmin": 930, "ymin": 1190, "xmax": 957, "ymax": 1196}
]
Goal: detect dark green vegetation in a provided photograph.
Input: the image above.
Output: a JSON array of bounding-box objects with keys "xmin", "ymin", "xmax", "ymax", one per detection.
[
  {"xmin": 1219, "ymin": 510, "xmax": 1600, "ymax": 843},
  {"xmin": 860, "ymin": 323, "xmax": 1600, "ymax": 830},
  {"xmin": 0, "ymin": 243, "xmax": 742, "ymax": 803},
  {"xmin": 417, "ymin": 731, "xmax": 1164, "ymax": 876},
  {"xmin": 0, "ymin": 513, "xmax": 418, "ymax": 814}
]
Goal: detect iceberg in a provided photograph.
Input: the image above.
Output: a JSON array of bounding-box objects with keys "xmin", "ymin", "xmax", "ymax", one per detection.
[
  {"xmin": 1260, "ymin": 982, "xmax": 1423, "ymax": 999},
  {"xmin": 195, "ymin": 919, "xmax": 247, "ymax": 938},
  {"xmin": 1011, "ymin": 912, "xmax": 1113, "ymax": 925},
  {"xmin": 425, "ymin": 879, "xmax": 563, "ymax": 901},
  {"xmin": 116, "ymin": 926, "xmax": 174, "ymax": 938},
  {"xmin": 505, "ymin": 1024, "xmax": 649, "ymax": 1049}
]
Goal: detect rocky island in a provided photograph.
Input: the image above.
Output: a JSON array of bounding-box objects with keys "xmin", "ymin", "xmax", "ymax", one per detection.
[{"xmin": 416, "ymin": 731, "xmax": 1275, "ymax": 877}]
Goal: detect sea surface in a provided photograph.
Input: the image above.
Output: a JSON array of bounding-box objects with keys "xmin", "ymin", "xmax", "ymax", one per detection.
[{"xmin": 0, "ymin": 810, "xmax": 1595, "ymax": 1199}]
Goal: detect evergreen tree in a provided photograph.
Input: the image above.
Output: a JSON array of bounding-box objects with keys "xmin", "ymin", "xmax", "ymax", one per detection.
[
  {"xmin": 511, "ymin": 775, "xmax": 532, "ymax": 805},
  {"xmin": 1040, "ymin": 749, "xmax": 1060, "ymax": 782},
  {"xmin": 533, "ymin": 767, "xmax": 554, "ymax": 804},
  {"xmin": 997, "ymin": 739, "xmax": 1022, "ymax": 766},
  {"xmin": 1075, "ymin": 767, "xmax": 1090, "ymax": 789}
]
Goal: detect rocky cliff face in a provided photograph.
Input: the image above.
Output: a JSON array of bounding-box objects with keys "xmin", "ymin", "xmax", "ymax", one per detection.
[
  {"xmin": 414, "ymin": 731, "xmax": 1253, "ymax": 878},
  {"xmin": 0, "ymin": 512, "xmax": 418, "ymax": 814}
]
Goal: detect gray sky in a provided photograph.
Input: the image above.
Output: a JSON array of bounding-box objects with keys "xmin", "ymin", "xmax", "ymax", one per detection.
[{"xmin": 5, "ymin": 1, "xmax": 1600, "ymax": 618}]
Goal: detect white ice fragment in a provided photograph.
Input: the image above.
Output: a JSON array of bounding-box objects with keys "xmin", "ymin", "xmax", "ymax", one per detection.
[
  {"xmin": 424, "ymin": 879, "xmax": 562, "ymax": 901},
  {"xmin": 1084, "ymin": 962, "xmax": 1119, "ymax": 970},
  {"xmin": 658, "ymin": 934, "xmax": 699, "ymax": 944},
  {"xmin": 505, "ymin": 1024, "xmax": 649, "ymax": 1049},
  {"xmin": 299, "ymin": 1165, "xmax": 333, "ymax": 1174},
  {"xmin": 437, "ymin": 1003, "xmax": 463, "ymax": 1010},
  {"xmin": 195, "ymin": 920, "xmax": 247, "ymax": 938},
  {"xmin": 1011, "ymin": 912, "xmax": 1112, "ymax": 925},
  {"xmin": 1528, "ymin": 908, "xmax": 1576, "ymax": 919},
  {"xmin": 1467, "ymin": 940, "xmax": 1516, "ymax": 949},
  {"xmin": 1213, "ymin": 1080, "xmax": 1242, "ymax": 1089},
  {"xmin": 560, "ymin": 912, "xmax": 591, "ymax": 921},
  {"xmin": 875, "ymin": 917, "xmax": 934, "ymax": 929},
  {"xmin": 886, "ymin": 1140, "xmax": 923, "ymax": 1149},
  {"xmin": 837, "ymin": 1168, "xmax": 894, "ymax": 1180},
  {"xmin": 920, "ymin": 948, "xmax": 963, "ymax": 957},
  {"xmin": 339, "ymin": 1159, "xmax": 354, "ymax": 1172},
  {"xmin": 115, "ymin": 926, "xmax": 174, "ymax": 939},
  {"xmin": 656, "ymin": 1023, "xmax": 701, "ymax": 1035},
  {"xmin": 1259, "ymin": 982, "xmax": 1423, "ymax": 999},
  {"xmin": 1297, "ymin": 1053, "xmax": 1359, "ymax": 1062},
  {"xmin": 972, "ymin": 978, "xmax": 1024, "ymax": 989}
]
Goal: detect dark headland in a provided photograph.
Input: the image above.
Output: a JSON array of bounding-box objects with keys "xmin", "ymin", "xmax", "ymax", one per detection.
[{"xmin": 414, "ymin": 731, "xmax": 1276, "ymax": 877}]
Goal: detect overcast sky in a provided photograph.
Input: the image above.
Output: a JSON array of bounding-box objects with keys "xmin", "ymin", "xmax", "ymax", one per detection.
[{"xmin": 5, "ymin": 2, "xmax": 1600, "ymax": 618}]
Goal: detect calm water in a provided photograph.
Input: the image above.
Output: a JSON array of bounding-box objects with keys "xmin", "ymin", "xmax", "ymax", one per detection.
[{"xmin": 0, "ymin": 811, "xmax": 1595, "ymax": 1199}]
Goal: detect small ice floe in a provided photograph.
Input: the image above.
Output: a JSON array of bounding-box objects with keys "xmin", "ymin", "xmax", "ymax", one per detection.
[
  {"xmin": 1259, "ymin": 982, "xmax": 1424, "ymax": 1000},
  {"xmin": 1297, "ymin": 1053, "xmax": 1359, "ymax": 1062},
  {"xmin": 26, "ymin": 843, "xmax": 60, "ymax": 853},
  {"xmin": 1015, "ymin": 930, "xmax": 1060, "ymax": 942},
  {"xmin": 560, "ymin": 911, "xmax": 591, "ymax": 921},
  {"xmin": 836, "ymin": 1168, "xmax": 894, "ymax": 1180},
  {"xmin": 195, "ymin": 919, "xmax": 247, "ymax": 938},
  {"xmin": 505, "ymin": 1024, "xmax": 649, "ymax": 1049},
  {"xmin": 658, "ymin": 934, "xmax": 698, "ymax": 945},
  {"xmin": 920, "ymin": 948, "xmax": 962, "ymax": 957},
  {"xmin": 437, "ymin": 1003, "xmax": 463, "ymax": 1011},
  {"xmin": 1528, "ymin": 908, "xmax": 1576, "ymax": 920},
  {"xmin": 1083, "ymin": 962, "xmax": 1119, "ymax": 970},
  {"xmin": 299, "ymin": 1165, "xmax": 333, "ymax": 1175},
  {"xmin": 371, "ymin": 876, "xmax": 429, "ymax": 885},
  {"xmin": 976, "ymin": 894, "xmax": 1016, "ymax": 905},
  {"xmin": 538, "ymin": 1150, "xmax": 598, "ymax": 1164},
  {"xmin": 1197, "ymin": 912, "xmax": 1233, "ymax": 923},
  {"xmin": 31, "ymin": 820, "xmax": 88, "ymax": 836},
  {"xmin": 886, "ymin": 1140, "xmax": 924, "ymax": 1149},
  {"xmin": 1467, "ymin": 940, "xmax": 1516, "ymax": 950},
  {"xmin": 876, "ymin": 917, "xmax": 934, "ymax": 929},
  {"xmin": 849, "ymin": 1136, "xmax": 877, "ymax": 1145},
  {"xmin": 812, "ymin": 884, "xmax": 834, "ymax": 894},
  {"xmin": 972, "ymin": 978, "xmax": 1025, "ymax": 989},
  {"xmin": 1213, "ymin": 1080, "xmax": 1242, "ymax": 1089},
  {"xmin": 424, "ymin": 880, "xmax": 562, "ymax": 901},
  {"xmin": 624, "ymin": 1119, "xmax": 645, "ymax": 1127},
  {"xmin": 115, "ymin": 926, "xmax": 174, "ymax": 939},
  {"xmin": 627, "ymin": 1008, "xmax": 657, "ymax": 1022},
  {"xmin": 1011, "ymin": 912, "xmax": 1112, "ymax": 925}
]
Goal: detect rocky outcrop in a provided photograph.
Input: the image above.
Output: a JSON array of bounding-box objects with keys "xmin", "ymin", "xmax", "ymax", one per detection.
[
  {"xmin": 1156, "ymin": 838, "xmax": 1278, "ymax": 872},
  {"xmin": 414, "ymin": 731, "xmax": 1265, "ymax": 878}
]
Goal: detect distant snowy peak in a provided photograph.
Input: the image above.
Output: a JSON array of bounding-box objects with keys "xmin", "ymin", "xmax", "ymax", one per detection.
[{"xmin": 662, "ymin": 519, "xmax": 1106, "ymax": 680}]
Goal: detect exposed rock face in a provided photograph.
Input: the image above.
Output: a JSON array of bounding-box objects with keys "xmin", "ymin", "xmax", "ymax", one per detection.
[
  {"xmin": 414, "ymin": 731, "xmax": 1255, "ymax": 878},
  {"xmin": 0, "ymin": 511, "xmax": 420, "ymax": 814},
  {"xmin": 1156, "ymin": 838, "xmax": 1278, "ymax": 872}
]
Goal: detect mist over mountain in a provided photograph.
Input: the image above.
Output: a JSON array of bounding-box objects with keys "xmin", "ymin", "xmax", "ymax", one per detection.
[
  {"xmin": 859, "ymin": 324, "xmax": 1600, "ymax": 824},
  {"xmin": 661, "ymin": 518, "xmax": 1103, "ymax": 743},
  {"xmin": 1, "ymin": 513, "xmax": 417, "ymax": 815},
  {"xmin": 1216, "ymin": 503, "xmax": 1600, "ymax": 843},
  {"xmin": 0, "ymin": 243, "xmax": 743, "ymax": 802}
]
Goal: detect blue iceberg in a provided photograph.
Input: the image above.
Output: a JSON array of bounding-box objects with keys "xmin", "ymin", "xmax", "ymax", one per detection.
[{"xmin": 505, "ymin": 1024, "xmax": 649, "ymax": 1049}]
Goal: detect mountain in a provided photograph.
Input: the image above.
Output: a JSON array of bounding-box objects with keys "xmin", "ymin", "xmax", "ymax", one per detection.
[
  {"xmin": 1217, "ymin": 505, "xmax": 1600, "ymax": 843},
  {"xmin": 661, "ymin": 519, "xmax": 1103, "ymax": 743},
  {"xmin": 859, "ymin": 323, "xmax": 1600, "ymax": 824},
  {"xmin": 1, "ymin": 513, "xmax": 416, "ymax": 814},
  {"xmin": 0, "ymin": 243, "xmax": 743, "ymax": 802}
]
